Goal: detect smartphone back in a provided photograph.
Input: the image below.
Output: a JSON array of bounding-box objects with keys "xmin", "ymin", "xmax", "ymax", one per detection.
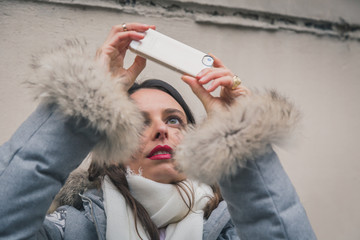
[{"xmin": 129, "ymin": 29, "xmax": 213, "ymax": 77}]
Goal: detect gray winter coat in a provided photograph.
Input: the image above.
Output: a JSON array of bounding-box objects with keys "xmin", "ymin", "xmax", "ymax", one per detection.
[{"xmin": 0, "ymin": 40, "xmax": 316, "ymax": 240}]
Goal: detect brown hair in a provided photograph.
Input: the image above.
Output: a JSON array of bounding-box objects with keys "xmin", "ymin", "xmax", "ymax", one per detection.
[{"xmin": 88, "ymin": 161, "xmax": 222, "ymax": 240}]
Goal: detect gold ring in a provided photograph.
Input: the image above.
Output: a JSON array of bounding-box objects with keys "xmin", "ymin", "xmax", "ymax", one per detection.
[
  {"xmin": 232, "ymin": 75, "xmax": 242, "ymax": 89},
  {"xmin": 122, "ymin": 23, "xmax": 128, "ymax": 32}
]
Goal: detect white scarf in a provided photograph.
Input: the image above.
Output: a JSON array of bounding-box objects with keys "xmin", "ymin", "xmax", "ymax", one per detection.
[{"xmin": 102, "ymin": 174, "xmax": 213, "ymax": 240}]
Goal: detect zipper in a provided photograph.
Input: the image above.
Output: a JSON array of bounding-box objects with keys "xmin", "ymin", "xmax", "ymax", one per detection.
[{"xmin": 79, "ymin": 193, "xmax": 104, "ymax": 240}]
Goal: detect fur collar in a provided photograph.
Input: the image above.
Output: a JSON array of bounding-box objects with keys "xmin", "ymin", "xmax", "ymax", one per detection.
[{"xmin": 48, "ymin": 168, "xmax": 95, "ymax": 213}]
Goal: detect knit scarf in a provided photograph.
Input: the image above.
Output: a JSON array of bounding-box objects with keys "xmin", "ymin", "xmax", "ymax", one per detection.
[{"xmin": 102, "ymin": 174, "xmax": 213, "ymax": 239}]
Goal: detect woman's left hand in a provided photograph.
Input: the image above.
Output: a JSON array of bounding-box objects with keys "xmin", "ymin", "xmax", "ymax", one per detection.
[{"xmin": 182, "ymin": 54, "xmax": 250, "ymax": 113}]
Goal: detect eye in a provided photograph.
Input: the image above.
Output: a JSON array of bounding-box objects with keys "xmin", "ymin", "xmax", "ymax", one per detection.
[
  {"xmin": 144, "ymin": 119, "xmax": 151, "ymax": 126},
  {"xmin": 166, "ymin": 116, "xmax": 183, "ymax": 126}
]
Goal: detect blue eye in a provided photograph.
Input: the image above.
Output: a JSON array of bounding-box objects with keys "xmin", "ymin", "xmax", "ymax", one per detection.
[{"xmin": 167, "ymin": 117, "xmax": 180, "ymax": 125}]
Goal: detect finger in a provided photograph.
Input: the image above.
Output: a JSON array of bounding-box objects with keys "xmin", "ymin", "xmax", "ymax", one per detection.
[
  {"xmin": 198, "ymin": 68, "xmax": 231, "ymax": 85},
  {"xmin": 110, "ymin": 23, "xmax": 153, "ymax": 35},
  {"xmin": 103, "ymin": 23, "xmax": 153, "ymax": 44},
  {"xmin": 182, "ymin": 75, "xmax": 213, "ymax": 105},
  {"xmin": 196, "ymin": 68, "xmax": 212, "ymax": 79},
  {"xmin": 222, "ymin": 86, "xmax": 249, "ymax": 101},
  {"xmin": 208, "ymin": 53, "xmax": 225, "ymax": 68},
  {"xmin": 206, "ymin": 76, "xmax": 232, "ymax": 92},
  {"xmin": 107, "ymin": 31, "xmax": 145, "ymax": 49},
  {"xmin": 127, "ymin": 55, "xmax": 147, "ymax": 80},
  {"xmin": 122, "ymin": 23, "xmax": 155, "ymax": 32},
  {"xmin": 236, "ymin": 85, "xmax": 251, "ymax": 95}
]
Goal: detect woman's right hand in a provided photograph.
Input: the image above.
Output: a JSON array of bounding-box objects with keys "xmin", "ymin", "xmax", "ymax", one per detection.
[{"xmin": 96, "ymin": 23, "xmax": 155, "ymax": 90}]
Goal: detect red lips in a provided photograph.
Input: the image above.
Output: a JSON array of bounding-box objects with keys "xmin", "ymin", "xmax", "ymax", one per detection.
[{"xmin": 147, "ymin": 145, "xmax": 173, "ymax": 160}]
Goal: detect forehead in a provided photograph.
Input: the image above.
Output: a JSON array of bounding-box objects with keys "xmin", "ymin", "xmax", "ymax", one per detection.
[{"xmin": 130, "ymin": 88, "xmax": 185, "ymax": 114}]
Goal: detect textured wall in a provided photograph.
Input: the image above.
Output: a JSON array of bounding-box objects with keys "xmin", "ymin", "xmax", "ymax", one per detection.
[
  {"xmin": 1, "ymin": 0, "xmax": 360, "ymax": 239},
  {"xmin": 176, "ymin": 0, "xmax": 360, "ymax": 23}
]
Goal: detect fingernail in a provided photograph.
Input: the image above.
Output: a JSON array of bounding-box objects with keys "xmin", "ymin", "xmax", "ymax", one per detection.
[{"xmin": 197, "ymin": 70, "xmax": 205, "ymax": 78}]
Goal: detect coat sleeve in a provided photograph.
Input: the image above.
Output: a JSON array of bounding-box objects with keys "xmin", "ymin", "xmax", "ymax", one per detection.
[
  {"xmin": 219, "ymin": 148, "xmax": 316, "ymax": 240},
  {"xmin": 0, "ymin": 39, "xmax": 143, "ymax": 239},
  {"xmin": 0, "ymin": 103, "xmax": 99, "ymax": 239},
  {"xmin": 176, "ymin": 90, "xmax": 317, "ymax": 239}
]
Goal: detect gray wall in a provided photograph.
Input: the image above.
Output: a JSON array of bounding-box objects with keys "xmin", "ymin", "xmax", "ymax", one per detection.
[{"xmin": 1, "ymin": 0, "xmax": 360, "ymax": 239}]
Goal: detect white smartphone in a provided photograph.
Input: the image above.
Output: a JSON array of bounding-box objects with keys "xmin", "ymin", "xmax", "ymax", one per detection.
[{"xmin": 129, "ymin": 29, "xmax": 214, "ymax": 77}]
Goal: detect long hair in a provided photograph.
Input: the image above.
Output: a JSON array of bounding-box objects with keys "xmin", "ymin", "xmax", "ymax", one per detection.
[{"xmin": 88, "ymin": 79, "xmax": 222, "ymax": 239}]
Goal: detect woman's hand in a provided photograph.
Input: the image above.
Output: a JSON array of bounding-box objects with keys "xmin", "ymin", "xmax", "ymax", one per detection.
[
  {"xmin": 182, "ymin": 54, "xmax": 250, "ymax": 113},
  {"xmin": 96, "ymin": 23, "xmax": 155, "ymax": 90}
]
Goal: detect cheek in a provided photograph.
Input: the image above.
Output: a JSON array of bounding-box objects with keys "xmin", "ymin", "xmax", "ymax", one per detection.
[
  {"xmin": 172, "ymin": 129, "xmax": 184, "ymax": 144},
  {"xmin": 129, "ymin": 132, "xmax": 150, "ymax": 160},
  {"xmin": 139, "ymin": 127, "xmax": 152, "ymax": 147}
]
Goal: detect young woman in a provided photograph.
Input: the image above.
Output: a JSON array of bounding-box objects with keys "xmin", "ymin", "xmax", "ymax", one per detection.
[{"xmin": 0, "ymin": 23, "xmax": 317, "ymax": 239}]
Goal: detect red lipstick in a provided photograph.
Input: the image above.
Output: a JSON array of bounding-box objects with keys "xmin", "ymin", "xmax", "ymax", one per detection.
[{"xmin": 147, "ymin": 145, "xmax": 173, "ymax": 160}]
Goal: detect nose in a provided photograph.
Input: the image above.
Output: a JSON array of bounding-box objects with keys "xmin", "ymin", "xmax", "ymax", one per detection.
[{"xmin": 152, "ymin": 120, "xmax": 168, "ymax": 141}]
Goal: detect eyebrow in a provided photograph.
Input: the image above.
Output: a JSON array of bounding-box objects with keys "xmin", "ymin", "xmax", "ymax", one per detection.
[
  {"xmin": 163, "ymin": 108, "xmax": 186, "ymax": 118},
  {"xmin": 140, "ymin": 108, "xmax": 186, "ymax": 119}
]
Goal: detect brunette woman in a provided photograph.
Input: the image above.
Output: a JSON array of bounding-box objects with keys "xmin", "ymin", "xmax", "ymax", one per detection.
[{"xmin": 0, "ymin": 23, "xmax": 316, "ymax": 239}]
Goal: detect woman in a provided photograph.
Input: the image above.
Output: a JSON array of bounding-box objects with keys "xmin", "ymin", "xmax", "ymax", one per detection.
[{"xmin": 0, "ymin": 23, "xmax": 316, "ymax": 239}]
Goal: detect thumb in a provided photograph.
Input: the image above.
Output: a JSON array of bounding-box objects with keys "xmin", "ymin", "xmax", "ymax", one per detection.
[
  {"xmin": 127, "ymin": 55, "xmax": 146, "ymax": 80},
  {"xmin": 182, "ymin": 75, "xmax": 213, "ymax": 108}
]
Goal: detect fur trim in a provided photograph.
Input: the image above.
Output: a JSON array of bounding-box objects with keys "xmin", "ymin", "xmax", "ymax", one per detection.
[
  {"xmin": 48, "ymin": 168, "xmax": 94, "ymax": 213},
  {"xmin": 175, "ymin": 90, "xmax": 301, "ymax": 185},
  {"xmin": 26, "ymin": 39, "xmax": 143, "ymax": 165}
]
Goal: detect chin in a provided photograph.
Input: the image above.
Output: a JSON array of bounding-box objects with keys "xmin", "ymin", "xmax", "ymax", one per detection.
[
  {"xmin": 153, "ymin": 169, "xmax": 186, "ymax": 184},
  {"xmin": 139, "ymin": 162, "xmax": 186, "ymax": 184}
]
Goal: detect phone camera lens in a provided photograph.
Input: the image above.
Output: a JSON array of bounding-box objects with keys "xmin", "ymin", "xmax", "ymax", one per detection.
[{"xmin": 202, "ymin": 55, "xmax": 214, "ymax": 67}]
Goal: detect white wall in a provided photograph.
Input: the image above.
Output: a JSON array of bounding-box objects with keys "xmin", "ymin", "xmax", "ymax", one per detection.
[{"xmin": 1, "ymin": 1, "xmax": 360, "ymax": 239}]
